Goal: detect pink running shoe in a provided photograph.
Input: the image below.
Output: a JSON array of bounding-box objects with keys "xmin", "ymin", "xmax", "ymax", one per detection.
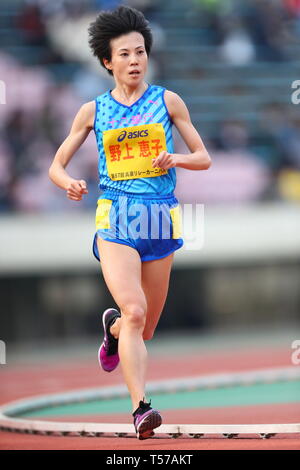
[
  {"xmin": 133, "ymin": 399, "xmax": 162, "ymax": 440},
  {"xmin": 98, "ymin": 308, "xmax": 121, "ymax": 372}
]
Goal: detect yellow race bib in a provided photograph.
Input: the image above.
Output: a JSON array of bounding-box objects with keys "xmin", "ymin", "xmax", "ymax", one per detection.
[{"xmin": 103, "ymin": 123, "xmax": 168, "ymax": 181}]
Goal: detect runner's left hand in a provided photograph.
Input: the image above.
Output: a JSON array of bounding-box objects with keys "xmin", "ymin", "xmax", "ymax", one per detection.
[{"xmin": 152, "ymin": 151, "xmax": 177, "ymax": 170}]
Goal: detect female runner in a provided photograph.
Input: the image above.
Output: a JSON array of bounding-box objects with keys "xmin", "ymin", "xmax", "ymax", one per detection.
[{"xmin": 49, "ymin": 5, "xmax": 211, "ymax": 440}]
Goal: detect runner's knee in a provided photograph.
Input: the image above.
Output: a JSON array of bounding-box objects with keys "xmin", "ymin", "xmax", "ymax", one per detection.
[{"xmin": 121, "ymin": 303, "xmax": 147, "ymax": 329}]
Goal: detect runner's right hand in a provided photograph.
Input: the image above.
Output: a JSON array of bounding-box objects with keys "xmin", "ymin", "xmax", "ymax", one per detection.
[{"xmin": 66, "ymin": 179, "xmax": 88, "ymax": 201}]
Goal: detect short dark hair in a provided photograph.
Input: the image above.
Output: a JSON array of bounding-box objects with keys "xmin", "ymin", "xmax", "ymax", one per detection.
[{"xmin": 88, "ymin": 5, "xmax": 153, "ymax": 76}]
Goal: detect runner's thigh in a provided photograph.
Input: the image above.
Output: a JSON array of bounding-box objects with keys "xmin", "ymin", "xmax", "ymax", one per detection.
[
  {"xmin": 142, "ymin": 252, "xmax": 174, "ymax": 339},
  {"xmin": 97, "ymin": 237, "xmax": 147, "ymax": 312}
]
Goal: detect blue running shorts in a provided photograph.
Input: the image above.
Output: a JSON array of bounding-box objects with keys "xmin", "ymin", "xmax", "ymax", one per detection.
[{"xmin": 92, "ymin": 188, "xmax": 184, "ymax": 262}]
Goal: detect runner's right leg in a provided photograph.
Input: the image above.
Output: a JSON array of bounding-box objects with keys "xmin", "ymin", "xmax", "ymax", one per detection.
[{"xmin": 97, "ymin": 237, "xmax": 148, "ymax": 413}]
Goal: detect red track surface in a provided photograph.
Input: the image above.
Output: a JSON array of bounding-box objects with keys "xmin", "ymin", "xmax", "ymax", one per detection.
[{"xmin": 1, "ymin": 347, "xmax": 300, "ymax": 450}]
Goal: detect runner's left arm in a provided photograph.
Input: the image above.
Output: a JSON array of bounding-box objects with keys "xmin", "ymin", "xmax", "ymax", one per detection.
[{"xmin": 152, "ymin": 90, "xmax": 211, "ymax": 171}]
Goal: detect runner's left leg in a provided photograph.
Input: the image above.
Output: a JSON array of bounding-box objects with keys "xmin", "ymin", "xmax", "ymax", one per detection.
[
  {"xmin": 141, "ymin": 252, "xmax": 174, "ymax": 340},
  {"xmin": 109, "ymin": 252, "xmax": 174, "ymax": 341}
]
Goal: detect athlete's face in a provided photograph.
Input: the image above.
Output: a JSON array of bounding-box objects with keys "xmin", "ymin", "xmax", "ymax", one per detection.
[{"xmin": 104, "ymin": 31, "xmax": 148, "ymax": 85}]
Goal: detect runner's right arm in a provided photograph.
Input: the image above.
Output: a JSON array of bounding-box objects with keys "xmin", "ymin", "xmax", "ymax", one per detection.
[{"xmin": 48, "ymin": 101, "xmax": 95, "ymax": 201}]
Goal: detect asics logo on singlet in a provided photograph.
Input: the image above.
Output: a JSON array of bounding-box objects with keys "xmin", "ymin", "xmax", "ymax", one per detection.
[{"xmin": 117, "ymin": 129, "xmax": 149, "ymax": 142}]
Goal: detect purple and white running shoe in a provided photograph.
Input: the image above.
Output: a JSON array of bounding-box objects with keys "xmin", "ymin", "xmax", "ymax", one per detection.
[
  {"xmin": 133, "ymin": 399, "xmax": 162, "ymax": 440},
  {"xmin": 98, "ymin": 308, "xmax": 121, "ymax": 372}
]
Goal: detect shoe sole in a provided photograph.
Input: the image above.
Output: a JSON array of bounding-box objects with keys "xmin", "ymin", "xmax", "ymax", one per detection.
[
  {"xmin": 98, "ymin": 308, "xmax": 120, "ymax": 372},
  {"xmin": 137, "ymin": 411, "xmax": 162, "ymax": 440},
  {"xmin": 102, "ymin": 308, "xmax": 119, "ymax": 336}
]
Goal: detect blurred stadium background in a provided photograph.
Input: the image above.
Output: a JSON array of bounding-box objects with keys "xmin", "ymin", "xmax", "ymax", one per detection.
[{"xmin": 0, "ymin": 0, "xmax": 299, "ymax": 357}]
